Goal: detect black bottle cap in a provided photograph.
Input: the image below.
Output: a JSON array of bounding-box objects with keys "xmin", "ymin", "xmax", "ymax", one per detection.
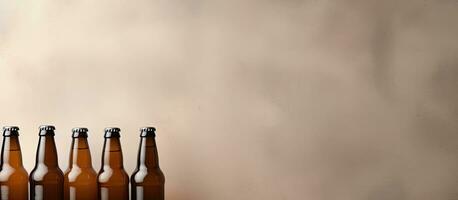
[
  {"xmin": 72, "ymin": 127, "xmax": 88, "ymax": 138},
  {"xmin": 3, "ymin": 126, "xmax": 19, "ymax": 136},
  {"xmin": 39, "ymin": 125, "xmax": 55, "ymax": 131},
  {"xmin": 39, "ymin": 125, "xmax": 55, "ymax": 136},
  {"xmin": 104, "ymin": 127, "xmax": 121, "ymax": 138},
  {"xmin": 140, "ymin": 127, "xmax": 156, "ymax": 137}
]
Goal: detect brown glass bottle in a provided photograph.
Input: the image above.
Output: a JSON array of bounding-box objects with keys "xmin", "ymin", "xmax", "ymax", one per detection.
[
  {"xmin": 0, "ymin": 126, "xmax": 28, "ymax": 200},
  {"xmin": 29, "ymin": 125, "xmax": 64, "ymax": 200},
  {"xmin": 131, "ymin": 127, "xmax": 165, "ymax": 200},
  {"xmin": 97, "ymin": 127, "xmax": 129, "ymax": 200},
  {"xmin": 64, "ymin": 128, "xmax": 98, "ymax": 200}
]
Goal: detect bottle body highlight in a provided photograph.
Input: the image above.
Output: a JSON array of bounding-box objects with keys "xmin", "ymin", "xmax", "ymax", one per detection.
[
  {"xmin": 64, "ymin": 128, "xmax": 98, "ymax": 200},
  {"xmin": 131, "ymin": 127, "xmax": 165, "ymax": 200},
  {"xmin": 29, "ymin": 125, "xmax": 64, "ymax": 200},
  {"xmin": 0, "ymin": 126, "xmax": 28, "ymax": 200},
  {"xmin": 97, "ymin": 127, "xmax": 129, "ymax": 200}
]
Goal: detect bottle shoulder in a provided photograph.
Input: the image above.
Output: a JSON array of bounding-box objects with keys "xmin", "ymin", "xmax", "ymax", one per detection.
[
  {"xmin": 30, "ymin": 165, "xmax": 64, "ymax": 181},
  {"xmin": 131, "ymin": 168, "xmax": 165, "ymax": 184},
  {"xmin": 0, "ymin": 165, "xmax": 27, "ymax": 174},
  {"xmin": 64, "ymin": 167, "xmax": 97, "ymax": 183},
  {"xmin": 0, "ymin": 167, "xmax": 28, "ymax": 182},
  {"xmin": 30, "ymin": 165, "xmax": 63, "ymax": 174},
  {"xmin": 97, "ymin": 167, "xmax": 129, "ymax": 183},
  {"xmin": 131, "ymin": 167, "xmax": 164, "ymax": 175},
  {"xmin": 64, "ymin": 166, "xmax": 96, "ymax": 175}
]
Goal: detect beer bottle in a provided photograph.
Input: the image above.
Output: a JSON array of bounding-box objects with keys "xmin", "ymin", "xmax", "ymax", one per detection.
[
  {"xmin": 64, "ymin": 127, "xmax": 98, "ymax": 200},
  {"xmin": 29, "ymin": 125, "xmax": 64, "ymax": 200},
  {"xmin": 97, "ymin": 127, "xmax": 129, "ymax": 200},
  {"xmin": 0, "ymin": 126, "xmax": 28, "ymax": 200},
  {"xmin": 131, "ymin": 127, "xmax": 165, "ymax": 200}
]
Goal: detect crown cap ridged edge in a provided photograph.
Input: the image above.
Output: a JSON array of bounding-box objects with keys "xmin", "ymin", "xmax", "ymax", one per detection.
[
  {"xmin": 140, "ymin": 127, "xmax": 156, "ymax": 132},
  {"xmin": 104, "ymin": 127, "xmax": 121, "ymax": 138},
  {"xmin": 3, "ymin": 126, "xmax": 19, "ymax": 131},
  {"xmin": 72, "ymin": 127, "xmax": 88, "ymax": 133},
  {"xmin": 104, "ymin": 127, "xmax": 120, "ymax": 133},
  {"xmin": 140, "ymin": 126, "xmax": 156, "ymax": 137},
  {"xmin": 72, "ymin": 127, "xmax": 88, "ymax": 138},
  {"xmin": 3, "ymin": 126, "xmax": 19, "ymax": 136},
  {"xmin": 39, "ymin": 125, "xmax": 55, "ymax": 131}
]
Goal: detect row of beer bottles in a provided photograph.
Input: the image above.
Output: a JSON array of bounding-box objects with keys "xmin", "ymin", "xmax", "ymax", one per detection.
[{"xmin": 0, "ymin": 125, "xmax": 165, "ymax": 200}]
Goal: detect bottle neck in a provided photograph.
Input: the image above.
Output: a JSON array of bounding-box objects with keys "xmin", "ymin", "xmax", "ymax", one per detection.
[
  {"xmin": 35, "ymin": 135, "xmax": 59, "ymax": 167},
  {"xmin": 136, "ymin": 136, "xmax": 160, "ymax": 169},
  {"xmin": 68, "ymin": 137, "xmax": 93, "ymax": 169},
  {"xmin": 0, "ymin": 135, "xmax": 24, "ymax": 168},
  {"xmin": 101, "ymin": 137, "xmax": 124, "ymax": 169}
]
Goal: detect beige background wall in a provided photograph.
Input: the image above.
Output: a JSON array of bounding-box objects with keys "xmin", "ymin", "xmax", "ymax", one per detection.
[{"xmin": 0, "ymin": 0, "xmax": 457, "ymax": 199}]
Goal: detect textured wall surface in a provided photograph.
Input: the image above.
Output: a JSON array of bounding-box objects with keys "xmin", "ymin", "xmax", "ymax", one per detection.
[{"xmin": 0, "ymin": 0, "xmax": 457, "ymax": 199}]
